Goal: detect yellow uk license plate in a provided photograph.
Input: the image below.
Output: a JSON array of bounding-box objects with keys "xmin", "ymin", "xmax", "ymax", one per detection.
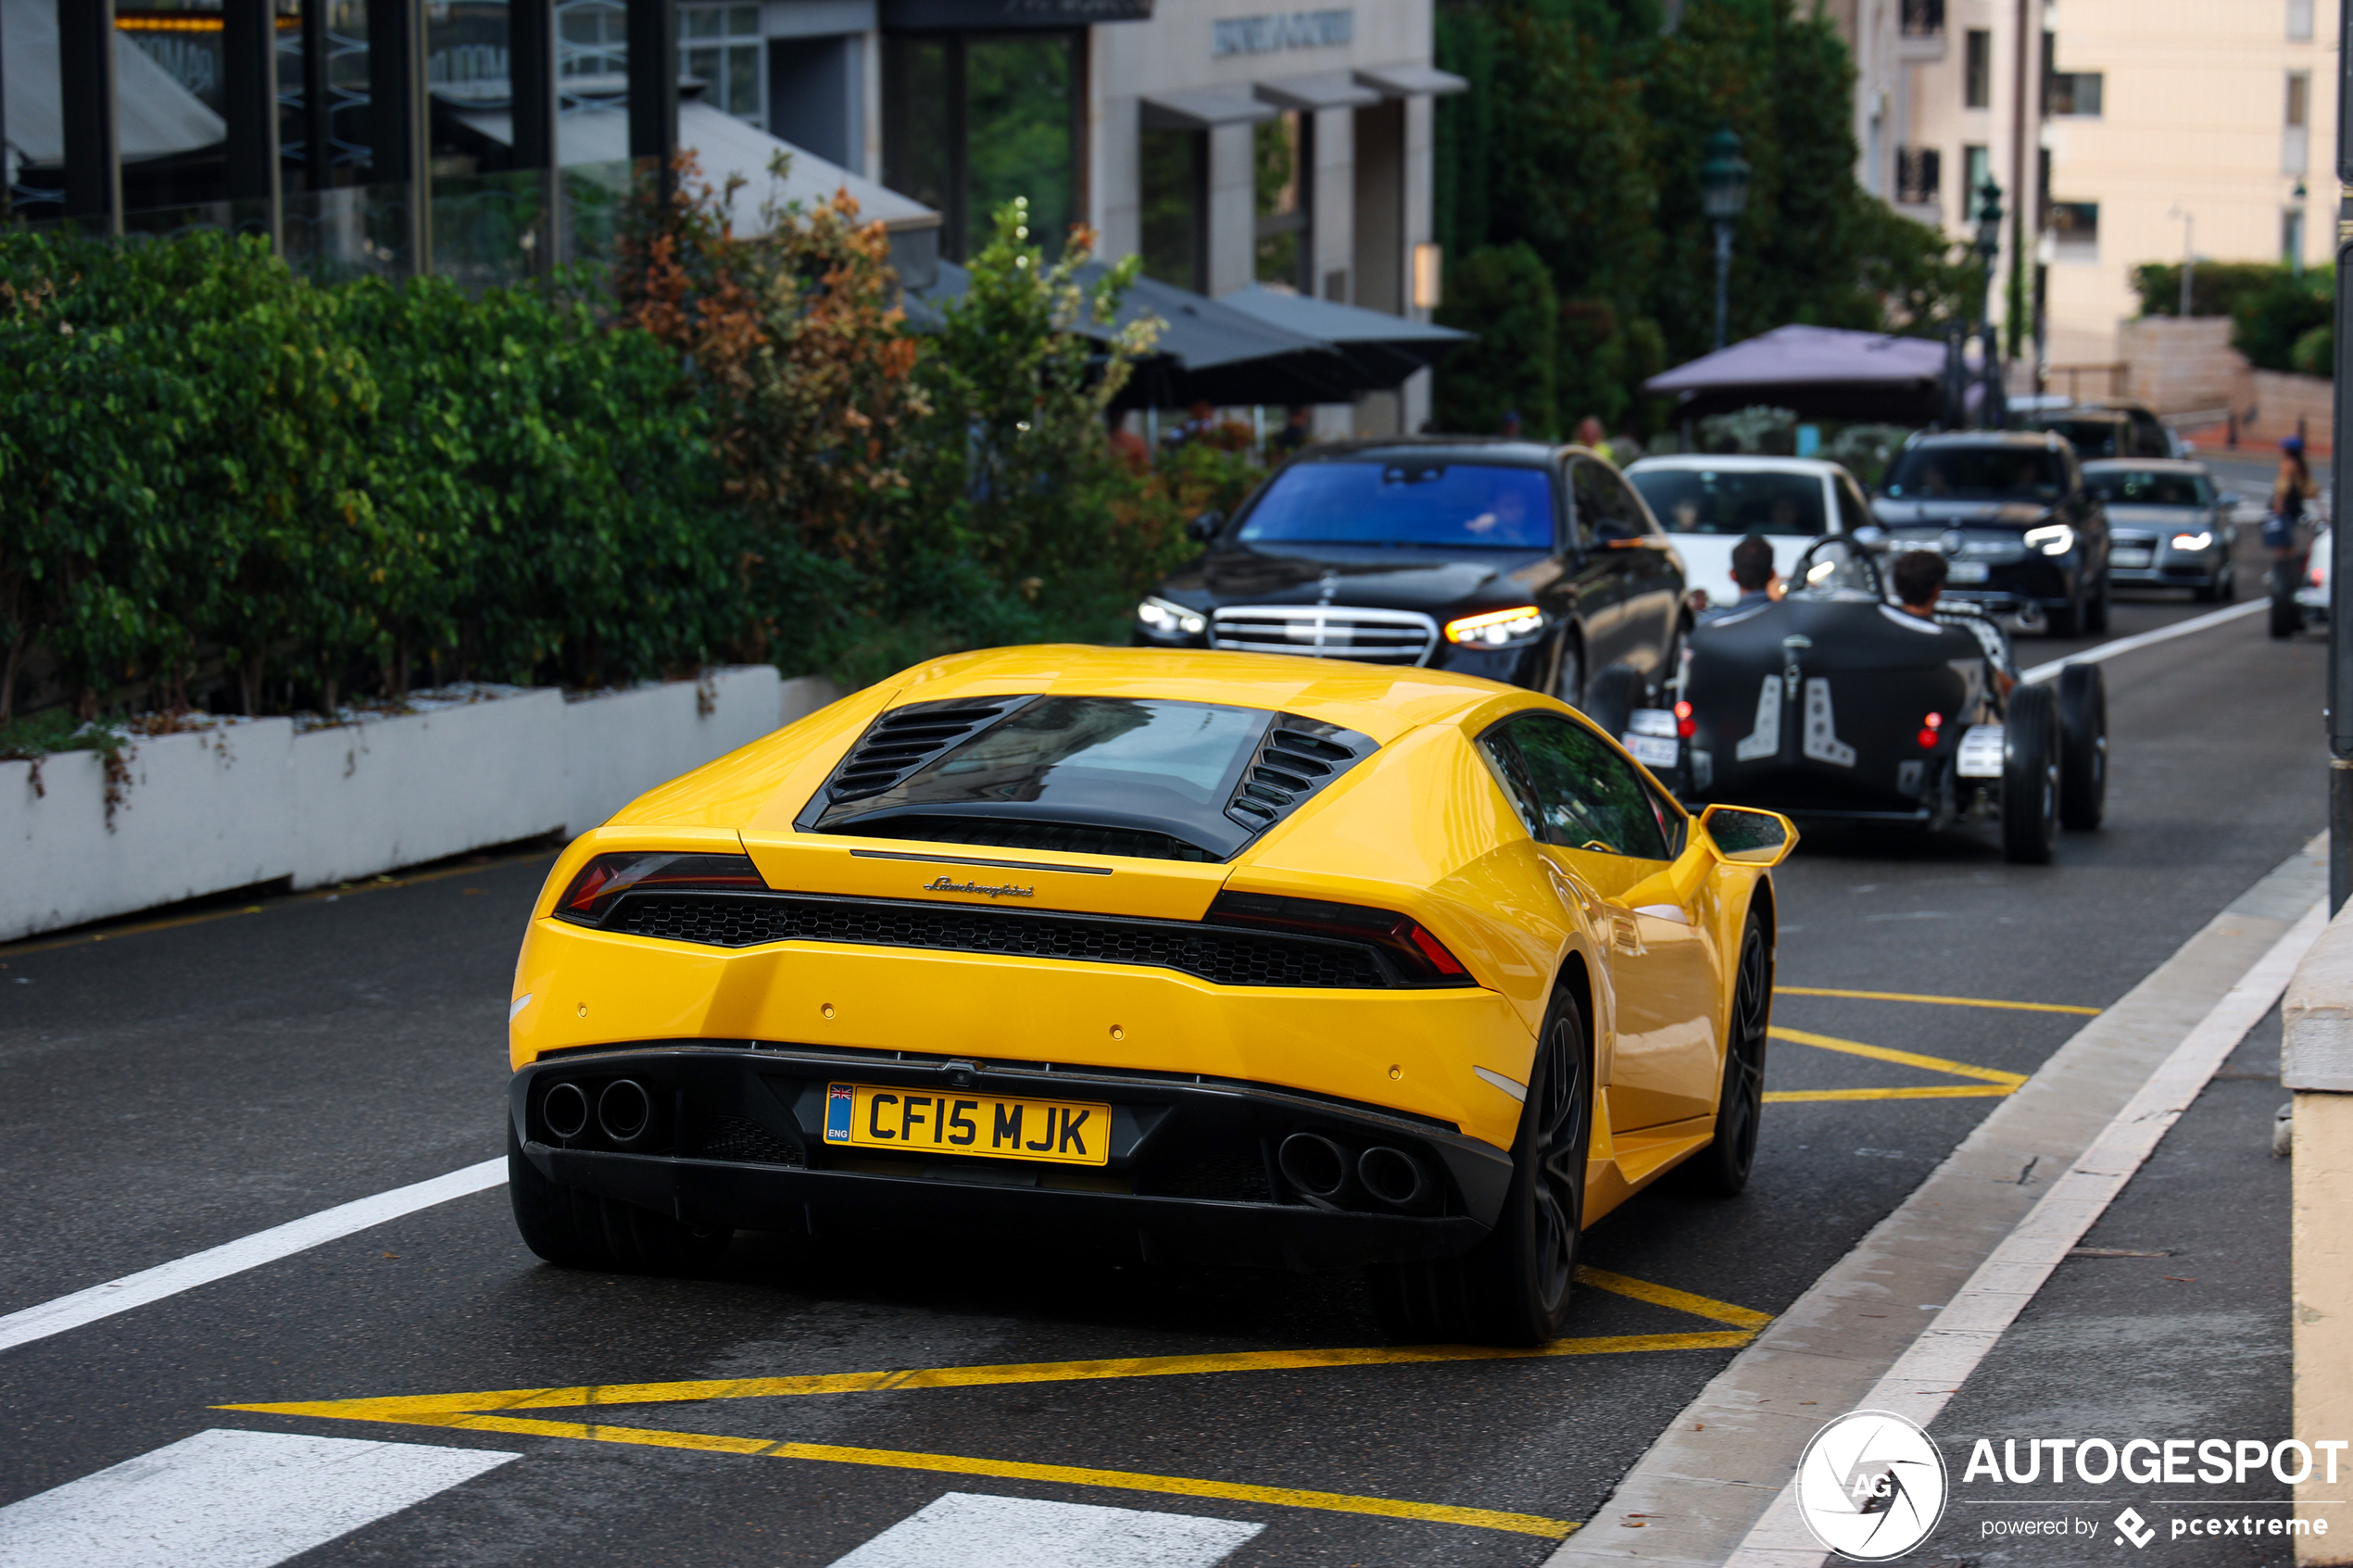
[{"xmin": 822, "ymin": 1082, "xmax": 1112, "ymax": 1166}]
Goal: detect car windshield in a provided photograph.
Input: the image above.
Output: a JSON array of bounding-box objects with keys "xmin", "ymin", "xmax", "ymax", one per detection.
[
  {"xmin": 1628, "ymin": 469, "xmax": 1827, "ymax": 536},
  {"xmin": 813, "ymin": 696, "xmax": 1270, "ymax": 856},
  {"xmin": 2085, "ymin": 469, "xmax": 2212, "ymax": 507},
  {"xmin": 2027, "ymin": 418, "xmax": 2124, "ymax": 458},
  {"xmin": 1882, "ymin": 447, "xmax": 2065, "ymax": 501},
  {"xmin": 1236, "ymin": 459, "xmax": 1555, "ymax": 550}
]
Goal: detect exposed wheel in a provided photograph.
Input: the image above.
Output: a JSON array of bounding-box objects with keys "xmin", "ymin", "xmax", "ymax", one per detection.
[
  {"xmin": 1369, "ymin": 986, "xmax": 1590, "ymax": 1346},
  {"xmin": 2001, "ymin": 683, "xmax": 2061, "ymax": 864},
  {"xmin": 2082, "ymin": 572, "xmax": 2110, "ymax": 633},
  {"xmin": 1551, "ymin": 634, "xmax": 1585, "ymax": 708},
  {"xmin": 1579, "ymin": 663, "xmax": 1645, "ymax": 743},
  {"xmin": 508, "ymin": 1123, "xmax": 729, "ymax": 1273},
  {"xmin": 1687, "ymin": 911, "xmax": 1770, "ymax": 1197},
  {"xmin": 2057, "ymin": 663, "xmax": 2108, "ymax": 831}
]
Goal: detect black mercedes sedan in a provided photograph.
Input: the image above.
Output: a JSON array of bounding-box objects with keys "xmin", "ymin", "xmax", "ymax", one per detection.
[
  {"xmin": 1869, "ymin": 431, "xmax": 2111, "ymax": 636},
  {"xmin": 1133, "ymin": 439, "xmax": 1689, "ymax": 723}
]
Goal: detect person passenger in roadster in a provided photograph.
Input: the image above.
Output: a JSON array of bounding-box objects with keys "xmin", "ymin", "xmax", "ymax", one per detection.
[
  {"xmin": 1700, "ymin": 533, "xmax": 1784, "ymax": 622},
  {"xmin": 1892, "ymin": 548, "xmax": 2017, "ymax": 696}
]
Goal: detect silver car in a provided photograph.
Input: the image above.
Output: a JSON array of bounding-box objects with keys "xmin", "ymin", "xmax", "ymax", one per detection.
[{"xmin": 2081, "ymin": 458, "xmax": 2236, "ymax": 601}]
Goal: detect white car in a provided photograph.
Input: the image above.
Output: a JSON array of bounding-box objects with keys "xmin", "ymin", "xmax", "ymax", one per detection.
[{"xmin": 1624, "ymin": 454, "xmax": 1872, "ymax": 610}]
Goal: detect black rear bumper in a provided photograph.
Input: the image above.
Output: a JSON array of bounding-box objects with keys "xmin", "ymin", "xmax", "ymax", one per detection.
[{"xmin": 510, "ymin": 1043, "xmax": 1511, "ymax": 1272}]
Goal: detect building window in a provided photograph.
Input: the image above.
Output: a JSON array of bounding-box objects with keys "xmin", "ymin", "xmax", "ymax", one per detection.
[
  {"xmin": 1254, "ymin": 112, "xmax": 1312, "ymax": 290},
  {"xmin": 1900, "ymin": 0, "xmax": 1944, "ymax": 39},
  {"xmin": 1139, "ymin": 128, "xmax": 1207, "ymax": 293},
  {"xmin": 2285, "ymin": 70, "xmax": 2312, "ymax": 174},
  {"xmin": 1896, "ymin": 145, "xmax": 1941, "ymax": 207},
  {"xmin": 560, "ymin": 0, "xmax": 628, "ymax": 91},
  {"xmin": 2050, "ymin": 201, "xmax": 2098, "ymax": 259},
  {"xmin": 1964, "ymin": 29, "xmax": 1991, "ymax": 108},
  {"xmin": 2290, "ymin": 0, "xmax": 2315, "ymax": 41},
  {"xmin": 884, "ymin": 32, "xmax": 1082, "ymax": 262},
  {"xmin": 2284, "ymin": 207, "xmax": 2307, "ymax": 265},
  {"xmin": 684, "ymin": 4, "xmax": 763, "ymax": 125},
  {"xmin": 2046, "ymin": 71, "xmax": 2101, "ymax": 116}
]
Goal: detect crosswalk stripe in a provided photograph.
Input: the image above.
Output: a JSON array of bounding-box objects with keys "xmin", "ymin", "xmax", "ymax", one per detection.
[
  {"xmin": 0, "ymin": 1428, "xmax": 517, "ymax": 1568},
  {"xmin": 826, "ymin": 1492, "xmax": 1260, "ymax": 1567}
]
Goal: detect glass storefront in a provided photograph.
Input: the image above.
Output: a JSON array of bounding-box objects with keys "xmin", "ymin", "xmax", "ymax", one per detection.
[
  {"xmin": 884, "ymin": 31, "xmax": 1080, "ymax": 261},
  {"xmin": 1139, "ymin": 127, "xmax": 1202, "ymax": 292}
]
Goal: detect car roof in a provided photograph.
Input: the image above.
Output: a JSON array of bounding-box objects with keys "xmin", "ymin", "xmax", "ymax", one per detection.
[
  {"xmin": 1295, "ymin": 436, "xmax": 1573, "ymax": 469},
  {"xmin": 1625, "ymin": 454, "xmax": 1848, "ymax": 479},
  {"xmin": 883, "ymin": 645, "xmax": 1531, "ymax": 744},
  {"xmin": 2080, "ymin": 457, "xmax": 2208, "ymax": 473},
  {"xmin": 1905, "ymin": 430, "xmax": 2070, "ymax": 450}
]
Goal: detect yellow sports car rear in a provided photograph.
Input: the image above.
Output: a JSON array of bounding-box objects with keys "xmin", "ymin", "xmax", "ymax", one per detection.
[{"xmin": 504, "ymin": 646, "xmax": 1791, "ymax": 1344}]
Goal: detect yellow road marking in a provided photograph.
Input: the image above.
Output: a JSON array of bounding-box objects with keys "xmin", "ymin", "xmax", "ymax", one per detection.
[
  {"xmin": 1770, "ymin": 1026, "xmax": 2029, "ymax": 1087},
  {"xmin": 1766, "ymin": 1085, "xmax": 2015, "ymax": 1102},
  {"xmin": 220, "ymin": 1266, "xmax": 1757, "ymax": 1537},
  {"xmin": 1777, "ymin": 985, "xmax": 2100, "ymax": 1016}
]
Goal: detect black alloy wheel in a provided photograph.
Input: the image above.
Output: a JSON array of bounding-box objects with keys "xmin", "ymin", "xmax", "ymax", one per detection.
[
  {"xmin": 507, "ymin": 1123, "xmax": 730, "ymax": 1273},
  {"xmin": 2057, "ymin": 662, "xmax": 2108, "ymax": 831},
  {"xmin": 1368, "ymin": 986, "xmax": 1591, "ymax": 1346},
  {"xmin": 1687, "ymin": 912, "xmax": 1771, "ymax": 1196},
  {"xmin": 1552, "ymin": 634, "xmax": 1586, "ymax": 708},
  {"xmin": 2000, "ymin": 682, "xmax": 2061, "ymax": 864}
]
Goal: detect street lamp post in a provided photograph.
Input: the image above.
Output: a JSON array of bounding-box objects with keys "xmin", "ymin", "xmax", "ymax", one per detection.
[
  {"xmin": 1973, "ymin": 176, "xmax": 2005, "ymax": 428},
  {"xmin": 1700, "ymin": 127, "xmax": 1751, "ymax": 354}
]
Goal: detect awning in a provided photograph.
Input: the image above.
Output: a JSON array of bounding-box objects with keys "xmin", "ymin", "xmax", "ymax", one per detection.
[
  {"xmin": 1642, "ymin": 324, "xmax": 1971, "ymax": 423},
  {"xmin": 1352, "ymin": 64, "xmax": 1470, "ymax": 98},
  {"xmin": 1139, "ymin": 88, "xmax": 1280, "ymax": 130},
  {"xmin": 1253, "ymin": 72, "xmax": 1379, "ymax": 111},
  {"xmin": 1217, "ymin": 282, "xmax": 1470, "ymax": 389},
  {"xmin": 3, "ymin": 0, "xmax": 226, "ymax": 168},
  {"xmin": 880, "ymin": 0, "xmax": 1151, "ymax": 27}
]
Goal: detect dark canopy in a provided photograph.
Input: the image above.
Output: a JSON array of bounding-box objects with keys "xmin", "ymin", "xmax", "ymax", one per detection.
[
  {"xmin": 1642, "ymin": 324, "xmax": 1972, "ymax": 424},
  {"xmin": 1215, "ymin": 282, "xmax": 1471, "ymax": 391}
]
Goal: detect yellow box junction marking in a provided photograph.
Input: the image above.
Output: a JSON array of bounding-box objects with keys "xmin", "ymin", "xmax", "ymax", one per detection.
[
  {"xmin": 1776, "ymin": 985, "xmax": 2100, "ymax": 1016},
  {"xmin": 1765, "ymin": 1025, "xmax": 2030, "ymax": 1103},
  {"xmin": 221, "ymin": 1266, "xmax": 1768, "ymax": 1539}
]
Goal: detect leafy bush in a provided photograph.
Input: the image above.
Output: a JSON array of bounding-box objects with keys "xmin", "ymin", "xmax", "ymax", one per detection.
[
  {"xmin": 2233, "ymin": 270, "xmax": 2334, "ymax": 376},
  {"xmin": 1434, "ymin": 243, "xmax": 1560, "ymax": 436},
  {"xmin": 2128, "ymin": 260, "xmax": 2284, "ymax": 322}
]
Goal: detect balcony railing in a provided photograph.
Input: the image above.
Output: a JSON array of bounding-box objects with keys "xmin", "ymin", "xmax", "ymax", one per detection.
[
  {"xmin": 1896, "ymin": 146, "xmax": 1942, "ymax": 208},
  {"xmin": 1901, "ymin": 0, "xmax": 1944, "ymax": 37}
]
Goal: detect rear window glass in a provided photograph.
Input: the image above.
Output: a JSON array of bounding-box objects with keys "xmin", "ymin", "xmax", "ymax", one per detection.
[
  {"xmin": 812, "ymin": 696, "xmax": 1271, "ymax": 856},
  {"xmin": 2084, "ymin": 469, "xmax": 2212, "ymax": 507},
  {"xmin": 2025, "ymin": 418, "xmax": 2124, "ymax": 458},
  {"xmin": 1627, "ymin": 469, "xmax": 1827, "ymax": 536},
  {"xmin": 1237, "ymin": 459, "xmax": 1555, "ymax": 550},
  {"xmin": 1883, "ymin": 447, "xmax": 2065, "ymax": 501}
]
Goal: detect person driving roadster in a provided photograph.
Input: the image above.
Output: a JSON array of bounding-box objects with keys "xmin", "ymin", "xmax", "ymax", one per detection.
[{"xmin": 1891, "ymin": 547, "xmax": 2017, "ymax": 697}]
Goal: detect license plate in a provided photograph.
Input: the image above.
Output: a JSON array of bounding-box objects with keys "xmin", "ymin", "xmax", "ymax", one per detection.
[
  {"xmin": 2112, "ymin": 547, "xmax": 2153, "ymax": 568},
  {"xmin": 1946, "ymin": 560, "xmax": 1991, "ymax": 583},
  {"xmin": 823, "ymin": 1082, "xmax": 1111, "ymax": 1165},
  {"xmin": 1622, "ymin": 733, "xmax": 1680, "ymax": 769}
]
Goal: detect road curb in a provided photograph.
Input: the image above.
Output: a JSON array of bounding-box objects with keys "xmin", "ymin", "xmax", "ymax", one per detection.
[{"xmin": 1545, "ymin": 834, "xmax": 2327, "ymax": 1567}]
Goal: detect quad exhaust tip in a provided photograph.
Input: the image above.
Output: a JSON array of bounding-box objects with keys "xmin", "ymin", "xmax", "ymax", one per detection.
[
  {"xmin": 1277, "ymin": 1132, "xmax": 1350, "ymax": 1199},
  {"xmin": 542, "ymin": 1081, "xmax": 590, "ymax": 1140},
  {"xmin": 598, "ymin": 1079, "xmax": 652, "ymax": 1142},
  {"xmin": 1358, "ymin": 1145, "xmax": 1431, "ymax": 1210}
]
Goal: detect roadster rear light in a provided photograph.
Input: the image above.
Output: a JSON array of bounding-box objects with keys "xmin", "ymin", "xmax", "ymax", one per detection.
[
  {"xmin": 1208, "ymin": 890, "xmax": 1474, "ymax": 985},
  {"xmin": 555, "ymin": 852, "xmax": 767, "ymax": 924},
  {"xmin": 1673, "ymin": 700, "xmax": 1696, "ymax": 738},
  {"xmin": 1918, "ymin": 712, "xmax": 1943, "ymax": 749}
]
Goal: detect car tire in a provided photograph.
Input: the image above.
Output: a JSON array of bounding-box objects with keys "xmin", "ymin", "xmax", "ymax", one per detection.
[
  {"xmin": 507, "ymin": 1123, "xmax": 729, "ymax": 1273},
  {"xmin": 1685, "ymin": 911, "xmax": 1770, "ymax": 1197},
  {"xmin": 2057, "ymin": 663, "xmax": 2108, "ymax": 831},
  {"xmin": 2001, "ymin": 683, "xmax": 2061, "ymax": 864},
  {"xmin": 1368, "ymin": 986, "xmax": 1590, "ymax": 1347},
  {"xmin": 1579, "ymin": 664, "xmax": 1645, "ymax": 743},
  {"xmin": 1551, "ymin": 634, "xmax": 1585, "ymax": 708},
  {"xmin": 2082, "ymin": 573, "xmax": 2111, "ymax": 634}
]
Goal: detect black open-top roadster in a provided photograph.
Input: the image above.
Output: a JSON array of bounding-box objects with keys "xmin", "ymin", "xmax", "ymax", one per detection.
[{"xmin": 1650, "ymin": 537, "xmax": 2107, "ymax": 863}]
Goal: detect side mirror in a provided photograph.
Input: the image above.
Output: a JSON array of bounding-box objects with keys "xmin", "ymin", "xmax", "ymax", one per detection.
[
  {"xmin": 1187, "ymin": 510, "xmax": 1225, "ymax": 544},
  {"xmin": 1700, "ymin": 804, "xmax": 1799, "ymax": 866}
]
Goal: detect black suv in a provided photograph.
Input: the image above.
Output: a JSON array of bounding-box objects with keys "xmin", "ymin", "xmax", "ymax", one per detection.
[
  {"xmin": 1869, "ymin": 432, "xmax": 2111, "ymax": 635},
  {"xmin": 2016, "ymin": 400, "xmax": 2176, "ymax": 461},
  {"xmin": 1133, "ymin": 439, "xmax": 1688, "ymax": 722}
]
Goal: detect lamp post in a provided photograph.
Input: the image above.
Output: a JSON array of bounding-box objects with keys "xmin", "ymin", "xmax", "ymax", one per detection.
[
  {"xmin": 1973, "ymin": 175, "xmax": 2005, "ymax": 427},
  {"xmin": 1700, "ymin": 127, "xmax": 1751, "ymax": 354}
]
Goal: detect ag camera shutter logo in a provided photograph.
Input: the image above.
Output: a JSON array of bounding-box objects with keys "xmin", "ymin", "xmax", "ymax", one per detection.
[{"xmin": 1795, "ymin": 1410, "xmax": 1949, "ymax": 1560}]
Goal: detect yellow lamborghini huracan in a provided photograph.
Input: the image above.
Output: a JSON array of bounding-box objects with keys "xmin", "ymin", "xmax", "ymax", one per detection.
[{"xmin": 505, "ymin": 647, "xmax": 1793, "ymax": 1345}]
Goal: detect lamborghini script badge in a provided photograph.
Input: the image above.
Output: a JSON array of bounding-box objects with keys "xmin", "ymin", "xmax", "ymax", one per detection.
[{"xmin": 923, "ymin": 875, "xmax": 1035, "ymax": 899}]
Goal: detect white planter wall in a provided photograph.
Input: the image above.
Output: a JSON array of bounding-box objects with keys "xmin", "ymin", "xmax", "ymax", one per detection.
[{"xmin": 0, "ymin": 667, "xmax": 843, "ymax": 944}]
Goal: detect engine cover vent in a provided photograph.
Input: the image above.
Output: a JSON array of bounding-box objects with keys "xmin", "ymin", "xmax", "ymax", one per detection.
[
  {"xmin": 824, "ymin": 696, "xmax": 1038, "ymax": 803},
  {"xmin": 1225, "ymin": 715, "xmax": 1376, "ymax": 835}
]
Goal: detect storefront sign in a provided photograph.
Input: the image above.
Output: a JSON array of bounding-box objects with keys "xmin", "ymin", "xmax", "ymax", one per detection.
[
  {"xmin": 1212, "ymin": 8, "xmax": 1354, "ymax": 56},
  {"xmin": 881, "ymin": 0, "xmax": 1153, "ymax": 28}
]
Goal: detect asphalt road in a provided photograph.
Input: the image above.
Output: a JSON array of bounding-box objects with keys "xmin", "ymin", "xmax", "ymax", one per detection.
[{"xmin": 0, "ymin": 533, "xmax": 2328, "ymax": 1568}]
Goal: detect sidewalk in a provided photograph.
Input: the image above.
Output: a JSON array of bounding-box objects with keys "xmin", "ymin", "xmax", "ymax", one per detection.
[{"xmin": 1926, "ymin": 1004, "xmax": 2300, "ymax": 1564}]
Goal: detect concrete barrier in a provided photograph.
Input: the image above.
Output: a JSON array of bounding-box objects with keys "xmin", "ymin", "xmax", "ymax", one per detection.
[
  {"xmin": 2284, "ymin": 902, "xmax": 2353, "ymax": 1562},
  {"xmin": 0, "ymin": 667, "xmax": 842, "ymax": 944}
]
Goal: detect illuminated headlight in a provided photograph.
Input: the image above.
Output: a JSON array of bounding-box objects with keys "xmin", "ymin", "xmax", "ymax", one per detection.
[
  {"xmin": 1136, "ymin": 596, "xmax": 1207, "ymax": 637},
  {"xmin": 2024, "ymin": 523, "xmax": 2076, "ymax": 557},
  {"xmin": 1443, "ymin": 606, "xmax": 1547, "ymax": 646},
  {"xmin": 2171, "ymin": 531, "xmax": 2213, "ymax": 552}
]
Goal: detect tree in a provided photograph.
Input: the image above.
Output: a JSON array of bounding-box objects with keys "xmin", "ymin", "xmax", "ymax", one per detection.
[{"xmin": 1434, "ymin": 244, "xmax": 1561, "ymax": 435}]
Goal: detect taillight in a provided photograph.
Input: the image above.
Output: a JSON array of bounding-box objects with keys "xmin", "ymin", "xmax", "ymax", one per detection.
[
  {"xmin": 1674, "ymin": 699, "xmax": 1696, "ymax": 739},
  {"xmin": 554, "ymin": 852, "xmax": 767, "ymax": 924},
  {"xmin": 1208, "ymin": 890, "xmax": 1475, "ymax": 985},
  {"xmin": 1919, "ymin": 712, "xmax": 1943, "ymax": 749}
]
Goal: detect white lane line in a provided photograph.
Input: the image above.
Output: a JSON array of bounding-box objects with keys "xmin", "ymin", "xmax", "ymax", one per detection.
[
  {"xmin": 1726, "ymin": 896, "xmax": 2329, "ymax": 1566},
  {"xmin": 826, "ymin": 1492, "xmax": 1265, "ymax": 1568},
  {"xmin": 2019, "ymin": 596, "xmax": 2267, "ymax": 684},
  {"xmin": 0, "ymin": 1158, "xmax": 506, "ymax": 1356},
  {"xmin": 0, "ymin": 1428, "xmax": 519, "ymax": 1568}
]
